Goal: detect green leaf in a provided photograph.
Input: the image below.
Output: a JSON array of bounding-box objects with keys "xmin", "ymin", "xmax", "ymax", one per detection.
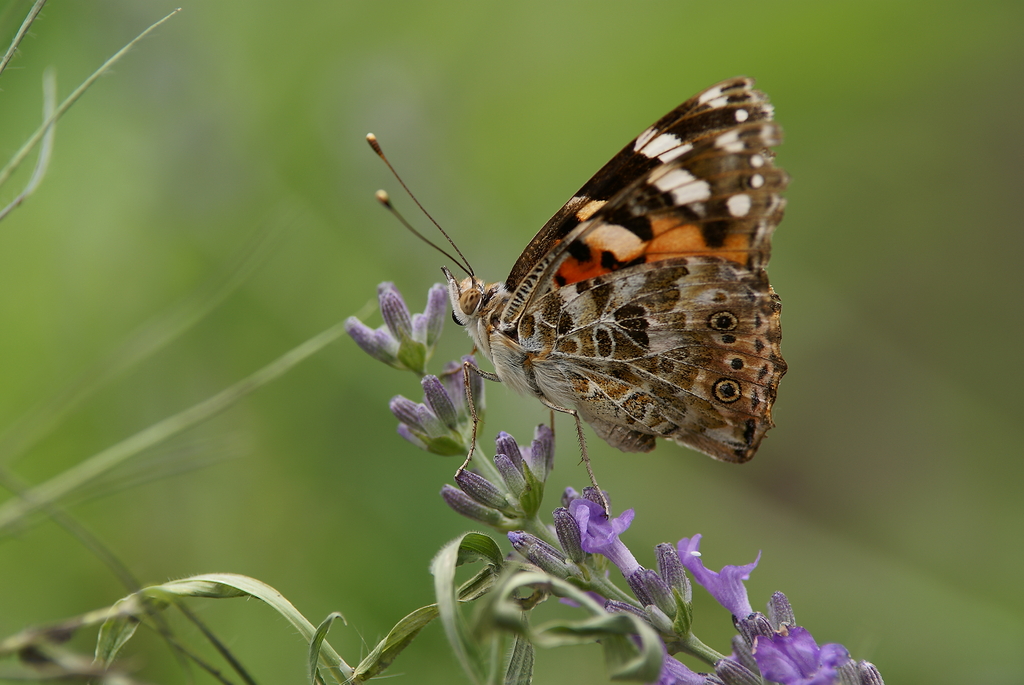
[
  {"xmin": 354, "ymin": 604, "xmax": 438, "ymax": 680},
  {"xmin": 397, "ymin": 338, "xmax": 427, "ymax": 374},
  {"xmin": 478, "ymin": 570, "xmax": 664, "ymax": 683},
  {"xmin": 504, "ymin": 635, "xmax": 534, "ymax": 685},
  {"xmin": 94, "ymin": 598, "xmax": 141, "ymax": 666},
  {"xmin": 432, "ymin": 532, "xmax": 506, "ymax": 685},
  {"xmin": 309, "ymin": 612, "xmax": 345, "ymax": 685}
]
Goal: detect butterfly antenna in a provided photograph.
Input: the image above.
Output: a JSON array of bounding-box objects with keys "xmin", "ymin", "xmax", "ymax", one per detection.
[{"xmin": 367, "ymin": 133, "xmax": 474, "ymax": 278}]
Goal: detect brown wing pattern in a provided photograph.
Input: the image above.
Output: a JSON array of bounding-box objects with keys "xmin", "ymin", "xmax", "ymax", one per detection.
[{"xmin": 505, "ymin": 77, "xmax": 779, "ymax": 290}]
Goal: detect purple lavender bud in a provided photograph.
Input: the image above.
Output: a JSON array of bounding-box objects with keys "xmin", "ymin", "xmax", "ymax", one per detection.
[
  {"xmin": 662, "ymin": 656, "xmax": 709, "ymax": 685},
  {"xmin": 836, "ymin": 659, "xmax": 862, "ymax": 685},
  {"xmin": 714, "ymin": 658, "xmax": 761, "ymax": 685},
  {"xmin": 581, "ymin": 487, "xmax": 606, "ymax": 508},
  {"xmin": 730, "ymin": 635, "xmax": 758, "ymax": 675},
  {"xmin": 495, "ymin": 432, "xmax": 523, "ymax": 468},
  {"xmin": 856, "ymin": 661, "xmax": 884, "ymax": 685},
  {"xmin": 373, "ymin": 327, "xmax": 399, "ymax": 355},
  {"xmin": 627, "ymin": 568, "xmax": 674, "ymax": 617},
  {"xmin": 454, "ymin": 470, "xmax": 509, "ymax": 510},
  {"xmin": 603, "ymin": 600, "xmax": 649, "ymax": 622},
  {"xmin": 526, "ymin": 424, "xmax": 554, "ymax": 478},
  {"xmin": 441, "ymin": 485, "xmax": 503, "ymax": 525},
  {"xmin": 507, "ymin": 531, "xmax": 578, "ymax": 579},
  {"xmin": 378, "ymin": 283, "xmax": 413, "ymax": 342},
  {"xmin": 552, "ymin": 507, "xmax": 584, "ymax": 563},
  {"xmin": 345, "ymin": 317, "xmax": 397, "ymax": 364},
  {"xmin": 422, "ymin": 375, "xmax": 459, "ymax": 429},
  {"xmin": 415, "ymin": 404, "xmax": 445, "ymax": 438},
  {"xmin": 389, "ymin": 396, "xmax": 424, "ymax": 430},
  {"xmin": 737, "ymin": 612, "xmax": 774, "ymax": 645},
  {"xmin": 494, "ymin": 453, "xmax": 527, "ymax": 498},
  {"xmin": 560, "ymin": 487, "xmax": 580, "ymax": 508},
  {"xmin": 440, "ymin": 360, "xmax": 466, "ymax": 411},
  {"xmin": 766, "ymin": 591, "xmax": 795, "ymax": 629},
  {"xmin": 656, "ymin": 542, "xmax": 692, "ymax": 603},
  {"xmin": 396, "ymin": 423, "xmax": 428, "ymax": 450},
  {"xmin": 420, "ymin": 284, "xmax": 447, "ymax": 347}
]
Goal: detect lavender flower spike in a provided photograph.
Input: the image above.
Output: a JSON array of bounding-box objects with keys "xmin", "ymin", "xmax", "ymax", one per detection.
[
  {"xmin": 345, "ymin": 282, "xmax": 447, "ymax": 374},
  {"xmin": 568, "ymin": 497, "xmax": 639, "ymax": 576},
  {"xmin": 391, "ymin": 373, "xmax": 474, "ymax": 456},
  {"xmin": 677, "ymin": 534, "xmax": 760, "ymax": 619}
]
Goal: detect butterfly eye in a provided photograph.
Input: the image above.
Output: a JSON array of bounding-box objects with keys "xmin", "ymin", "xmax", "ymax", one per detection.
[
  {"xmin": 459, "ymin": 288, "xmax": 482, "ymax": 316},
  {"xmin": 451, "ymin": 310, "xmax": 465, "ymax": 326}
]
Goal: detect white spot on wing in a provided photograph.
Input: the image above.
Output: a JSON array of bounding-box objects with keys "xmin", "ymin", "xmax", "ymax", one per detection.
[
  {"xmin": 749, "ymin": 154, "xmax": 765, "ymax": 168},
  {"xmin": 650, "ymin": 167, "xmax": 712, "ymax": 206},
  {"xmin": 727, "ymin": 194, "xmax": 752, "ymax": 217},
  {"xmin": 672, "ymin": 183, "xmax": 711, "ymax": 205},
  {"xmin": 641, "ymin": 132, "xmax": 681, "ymax": 159},
  {"xmin": 750, "ymin": 174, "xmax": 764, "ymax": 189},
  {"xmin": 658, "ymin": 142, "xmax": 692, "ymax": 163},
  {"xmin": 652, "ymin": 167, "xmax": 697, "ymax": 192},
  {"xmin": 715, "ymin": 130, "xmax": 744, "ymax": 153},
  {"xmin": 634, "ymin": 127, "xmax": 657, "ymax": 152},
  {"xmin": 735, "ymin": 108, "xmax": 749, "ymax": 122},
  {"xmin": 698, "ymin": 85, "xmax": 725, "ymax": 105}
]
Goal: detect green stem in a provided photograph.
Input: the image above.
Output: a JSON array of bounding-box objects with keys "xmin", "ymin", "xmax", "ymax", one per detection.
[
  {"xmin": 670, "ymin": 633, "xmax": 726, "ymax": 666},
  {"xmin": 0, "ymin": 8, "xmax": 181, "ymax": 189}
]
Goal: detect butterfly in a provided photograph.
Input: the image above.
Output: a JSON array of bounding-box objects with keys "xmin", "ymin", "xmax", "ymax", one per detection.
[{"xmin": 445, "ymin": 77, "xmax": 788, "ymax": 463}]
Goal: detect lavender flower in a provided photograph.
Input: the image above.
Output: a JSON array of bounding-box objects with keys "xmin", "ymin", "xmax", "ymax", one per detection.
[
  {"xmin": 441, "ymin": 428, "xmax": 552, "ymax": 527},
  {"xmin": 345, "ymin": 282, "xmax": 447, "ymax": 374},
  {"xmin": 569, "ymin": 496, "xmax": 639, "ymax": 576},
  {"xmin": 677, "ymin": 534, "xmax": 759, "ymax": 620},
  {"xmin": 753, "ymin": 626, "xmax": 851, "ymax": 685}
]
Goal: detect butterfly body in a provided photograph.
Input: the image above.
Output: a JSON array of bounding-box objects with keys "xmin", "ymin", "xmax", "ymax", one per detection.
[{"xmin": 446, "ymin": 77, "xmax": 788, "ymax": 463}]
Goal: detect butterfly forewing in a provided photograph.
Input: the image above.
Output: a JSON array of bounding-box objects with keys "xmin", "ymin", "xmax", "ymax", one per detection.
[{"xmin": 450, "ymin": 77, "xmax": 788, "ymax": 463}]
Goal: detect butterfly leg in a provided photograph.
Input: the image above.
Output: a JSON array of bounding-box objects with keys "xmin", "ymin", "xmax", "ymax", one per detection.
[
  {"xmin": 456, "ymin": 358, "xmax": 501, "ymax": 476},
  {"xmin": 537, "ymin": 397, "xmax": 611, "ymax": 515}
]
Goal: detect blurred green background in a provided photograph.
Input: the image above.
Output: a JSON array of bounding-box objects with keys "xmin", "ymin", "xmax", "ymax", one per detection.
[{"xmin": 1, "ymin": 1, "xmax": 1022, "ymax": 683}]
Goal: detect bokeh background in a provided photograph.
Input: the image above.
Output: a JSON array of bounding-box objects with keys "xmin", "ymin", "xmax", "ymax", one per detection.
[{"xmin": 1, "ymin": 1, "xmax": 1022, "ymax": 683}]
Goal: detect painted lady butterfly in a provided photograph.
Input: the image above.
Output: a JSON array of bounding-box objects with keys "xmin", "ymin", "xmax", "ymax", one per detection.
[{"xmin": 445, "ymin": 77, "xmax": 788, "ymax": 463}]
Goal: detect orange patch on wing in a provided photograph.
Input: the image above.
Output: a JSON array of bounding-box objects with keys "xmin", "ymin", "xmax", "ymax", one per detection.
[
  {"xmin": 556, "ymin": 250, "xmax": 610, "ymax": 285},
  {"xmin": 646, "ymin": 218, "xmax": 751, "ymax": 265}
]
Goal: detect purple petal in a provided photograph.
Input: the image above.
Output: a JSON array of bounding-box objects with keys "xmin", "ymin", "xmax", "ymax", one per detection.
[
  {"xmin": 658, "ymin": 654, "xmax": 706, "ymax": 685},
  {"xmin": 569, "ymin": 498, "xmax": 639, "ymax": 575},
  {"xmin": 677, "ymin": 535, "xmax": 758, "ymax": 619},
  {"xmin": 753, "ymin": 626, "xmax": 847, "ymax": 685}
]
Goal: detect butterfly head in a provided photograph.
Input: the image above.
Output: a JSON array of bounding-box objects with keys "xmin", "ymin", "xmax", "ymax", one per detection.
[{"xmin": 442, "ymin": 266, "xmax": 508, "ymax": 360}]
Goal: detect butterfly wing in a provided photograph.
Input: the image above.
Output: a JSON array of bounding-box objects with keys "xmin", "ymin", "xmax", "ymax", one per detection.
[
  {"xmin": 505, "ymin": 77, "xmax": 788, "ymax": 462},
  {"xmin": 506, "ymin": 76, "xmax": 779, "ymax": 290}
]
